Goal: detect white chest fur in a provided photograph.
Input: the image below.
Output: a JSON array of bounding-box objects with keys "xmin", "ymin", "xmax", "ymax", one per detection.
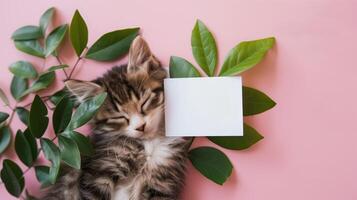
[{"xmin": 113, "ymin": 137, "xmax": 182, "ymax": 200}]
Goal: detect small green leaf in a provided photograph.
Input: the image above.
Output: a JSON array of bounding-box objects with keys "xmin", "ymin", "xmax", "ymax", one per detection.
[
  {"xmin": 45, "ymin": 24, "xmax": 68, "ymax": 57},
  {"xmin": 12, "ymin": 26, "xmax": 42, "ymax": 40},
  {"xmin": 21, "ymin": 71, "xmax": 55, "ymax": 97},
  {"xmin": 70, "ymin": 10, "xmax": 88, "ymax": 56},
  {"xmin": 169, "ymin": 56, "xmax": 200, "ymax": 78},
  {"xmin": 15, "ymin": 129, "xmax": 38, "ymax": 167},
  {"xmin": 66, "ymin": 92, "xmax": 107, "ymax": 130},
  {"xmin": 53, "ymin": 97, "xmax": 73, "ymax": 134},
  {"xmin": 189, "ymin": 147, "xmax": 233, "ymax": 185},
  {"xmin": 50, "ymin": 88, "xmax": 70, "ymax": 105},
  {"xmin": 11, "ymin": 76, "xmax": 28, "ymax": 101},
  {"xmin": 58, "ymin": 135, "xmax": 81, "ymax": 169},
  {"xmin": 34, "ymin": 166, "xmax": 51, "ymax": 188},
  {"xmin": 64, "ymin": 131, "xmax": 93, "ymax": 156},
  {"xmin": 29, "ymin": 95, "xmax": 48, "ymax": 138},
  {"xmin": 0, "ymin": 88, "xmax": 10, "ymax": 106},
  {"xmin": 47, "ymin": 64, "xmax": 69, "ymax": 72},
  {"xmin": 220, "ymin": 37, "xmax": 275, "ymax": 76},
  {"xmin": 191, "ymin": 20, "xmax": 218, "ymax": 76},
  {"xmin": 0, "ymin": 159, "xmax": 24, "ymax": 197},
  {"xmin": 9, "ymin": 61, "xmax": 38, "ymax": 79},
  {"xmin": 39, "ymin": 7, "xmax": 55, "ymax": 35},
  {"xmin": 0, "ymin": 112, "xmax": 9, "ymax": 124},
  {"xmin": 14, "ymin": 40, "xmax": 45, "ymax": 58},
  {"xmin": 15, "ymin": 107, "xmax": 29, "ymax": 125},
  {"xmin": 0, "ymin": 126, "xmax": 11, "ymax": 154},
  {"xmin": 40, "ymin": 138, "xmax": 61, "ymax": 184},
  {"xmin": 208, "ymin": 123, "xmax": 264, "ymax": 150},
  {"xmin": 86, "ymin": 28, "xmax": 139, "ymax": 61},
  {"xmin": 243, "ymin": 86, "xmax": 276, "ymax": 116}
]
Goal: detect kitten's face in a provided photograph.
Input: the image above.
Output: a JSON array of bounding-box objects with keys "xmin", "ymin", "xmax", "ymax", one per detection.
[{"xmin": 66, "ymin": 36, "xmax": 167, "ymax": 139}]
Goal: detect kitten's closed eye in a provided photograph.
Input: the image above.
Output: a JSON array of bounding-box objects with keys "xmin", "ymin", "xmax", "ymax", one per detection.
[{"xmin": 108, "ymin": 116, "xmax": 129, "ymax": 124}]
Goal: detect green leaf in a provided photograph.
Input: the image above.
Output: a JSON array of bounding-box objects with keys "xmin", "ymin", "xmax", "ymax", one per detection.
[
  {"xmin": 14, "ymin": 40, "xmax": 45, "ymax": 58},
  {"xmin": 0, "ymin": 126, "xmax": 11, "ymax": 154},
  {"xmin": 189, "ymin": 147, "xmax": 233, "ymax": 185},
  {"xmin": 64, "ymin": 131, "xmax": 93, "ymax": 156},
  {"xmin": 66, "ymin": 92, "xmax": 107, "ymax": 130},
  {"xmin": 12, "ymin": 26, "xmax": 42, "ymax": 40},
  {"xmin": 86, "ymin": 28, "xmax": 139, "ymax": 61},
  {"xmin": 40, "ymin": 138, "xmax": 61, "ymax": 184},
  {"xmin": 15, "ymin": 107, "xmax": 29, "ymax": 125},
  {"xmin": 208, "ymin": 123, "xmax": 264, "ymax": 150},
  {"xmin": 9, "ymin": 61, "xmax": 38, "ymax": 79},
  {"xmin": 0, "ymin": 88, "xmax": 10, "ymax": 106},
  {"xmin": 58, "ymin": 135, "xmax": 81, "ymax": 169},
  {"xmin": 29, "ymin": 95, "xmax": 48, "ymax": 138},
  {"xmin": 21, "ymin": 71, "xmax": 55, "ymax": 97},
  {"xmin": 191, "ymin": 20, "xmax": 218, "ymax": 76},
  {"xmin": 34, "ymin": 166, "xmax": 51, "ymax": 188},
  {"xmin": 50, "ymin": 88, "xmax": 69, "ymax": 105},
  {"xmin": 70, "ymin": 10, "xmax": 88, "ymax": 56},
  {"xmin": 243, "ymin": 86, "xmax": 276, "ymax": 116},
  {"xmin": 39, "ymin": 7, "xmax": 55, "ymax": 35},
  {"xmin": 220, "ymin": 37, "xmax": 275, "ymax": 76},
  {"xmin": 11, "ymin": 76, "xmax": 28, "ymax": 101},
  {"xmin": 0, "ymin": 112, "xmax": 9, "ymax": 124},
  {"xmin": 53, "ymin": 97, "xmax": 73, "ymax": 134},
  {"xmin": 47, "ymin": 64, "xmax": 69, "ymax": 72},
  {"xmin": 0, "ymin": 159, "xmax": 24, "ymax": 197},
  {"xmin": 15, "ymin": 129, "xmax": 38, "ymax": 167},
  {"xmin": 45, "ymin": 24, "xmax": 68, "ymax": 57},
  {"xmin": 169, "ymin": 56, "xmax": 200, "ymax": 78}
]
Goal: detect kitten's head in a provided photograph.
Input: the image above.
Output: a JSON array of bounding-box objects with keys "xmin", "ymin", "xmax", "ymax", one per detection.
[{"xmin": 65, "ymin": 36, "xmax": 167, "ymax": 139}]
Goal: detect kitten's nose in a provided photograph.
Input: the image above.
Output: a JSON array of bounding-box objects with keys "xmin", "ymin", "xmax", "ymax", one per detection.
[{"xmin": 136, "ymin": 123, "xmax": 146, "ymax": 132}]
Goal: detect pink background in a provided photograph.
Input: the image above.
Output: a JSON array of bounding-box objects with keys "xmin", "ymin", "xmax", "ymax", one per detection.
[{"xmin": 0, "ymin": 0, "xmax": 356, "ymax": 199}]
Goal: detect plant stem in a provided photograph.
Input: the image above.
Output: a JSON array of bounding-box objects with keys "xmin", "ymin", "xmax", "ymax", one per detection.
[
  {"xmin": 55, "ymin": 55, "xmax": 69, "ymax": 79},
  {"xmin": 68, "ymin": 57, "xmax": 82, "ymax": 80}
]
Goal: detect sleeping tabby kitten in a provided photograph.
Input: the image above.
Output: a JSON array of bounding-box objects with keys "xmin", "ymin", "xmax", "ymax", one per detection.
[{"xmin": 42, "ymin": 36, "xmax": 190, "ymax": 200}]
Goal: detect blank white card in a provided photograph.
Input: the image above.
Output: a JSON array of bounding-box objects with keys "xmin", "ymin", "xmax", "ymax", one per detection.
[{"xmin": 164, "ymin": 77, "xmax": 243, "ymax": 137}]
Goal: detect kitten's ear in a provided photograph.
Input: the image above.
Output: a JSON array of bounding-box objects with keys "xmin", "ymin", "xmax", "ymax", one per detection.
[
  {"xmin": 65, "ymin": 80, "xmax": 103, "ymax": 102},
  {"xmin": 127, "ymin": 36, "xmax": 157, "ymax": 73}
]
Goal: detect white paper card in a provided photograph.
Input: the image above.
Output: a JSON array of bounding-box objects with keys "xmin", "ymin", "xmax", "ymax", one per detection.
[{"xmin": 164, "ymin": 77, "xmax": 243, "ymax": 137}]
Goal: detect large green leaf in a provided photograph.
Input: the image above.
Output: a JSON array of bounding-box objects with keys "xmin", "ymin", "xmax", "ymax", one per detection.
[
  {"xmin": 15, "ymin": 129, "xmax": 38, "ymax": 167},
  {"xmin": 220, "ymin": 37, "xmax": 275, "ymax": 76},
  {"xmin": 0, "ymin": 159, "xmax": 24, "ymax": 197},
  {"xmin": 50, "ymin": 88, "xmax": 69, "ymax": 105},
  {"xmin": 29, "ymin": 95, "xmax": 48, "ymax": 138},
  {"xmin": 191, "ymin": 20, "xmax": 217, "ymax": 76},
  {"xmin": 14, "ymin": 40, "xmax": 45, "ymax": 58},
  {"xmin": 0, "ymin": 112, "xmax": 9, "ymax": 124},
  {"xmin": 70, "ymin": 10, "xmax": 88, "ymax": 56},
  {"xmin": 0, "ymin": 88, "xmax": 10, "ymax": 106},
  {"xmin": 45, "ymin": 24, "xmax": 68, "ymax": 57},
  {"xmin": 15, "ymin": 107, "xmax": 29, "ymax": 125},
  {"xmin": 12, "ymin": 26, "xmax": 42, "ymax": 41},
  {"xmin": 9, "ymin": 61, "xmax": 38, "ymax": 79},
  {"xmin": 86, "ymin": 28, "xmax": 139, "ymax": 61},
  {"xmin": 66, "ymin": 92, "xmax": 107, "ymax": 130},
  {"xmin": 169, "ymin": 56, "xmax": 200, "ymax": 78},
  {"xmin": 21, "ymin": 71, "xmax": 55, "ymax": 97},
  {"xmin": 208, "ymin": 123, "xmax": 264, "ymax": 150},
  {"xmin": 243, "ymin": 86, "xmax": 276, "ymax": 116},
  {"xmin": 0, "ymin": 126, "xmax": 11, "ymax": 154},
  {"xmin": 58, "ymin": 135, "xmax": 81, "ymax": 169},
  {"xmin": 189, "ymin": 147, "xmax": 233, "ymax": 185},
  {"xmin": 10, "ymin": 76, "xmax": 28, "ymax": 101},
  {"xmin": 53, "ymin": 97, "xmax": 73, "ymax": 134},
  {"xmin": 34, "ymin": 165, "xmax": 51, "ymax": 188},
  {"xmin": 64, "ymin": 131, "xmax": 93, "ymax": 156},
  {"xmin": 39, "ymin": 7, "xmax": 55, "ymax": 35},
  {"xmin": 40, "ymin": 138, "xmax": 61, "ymax": 184}
]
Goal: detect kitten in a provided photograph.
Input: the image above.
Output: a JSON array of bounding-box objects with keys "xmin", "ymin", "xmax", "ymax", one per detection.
[{"xmin": 42, "ymin": 36, "xmax": 190, "ymax": 200}]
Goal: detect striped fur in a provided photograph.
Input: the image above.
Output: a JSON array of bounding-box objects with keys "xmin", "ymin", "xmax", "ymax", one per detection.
[{"xmin": 42, "ymin": 37, "xmax": 190, "ymax": 200}]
